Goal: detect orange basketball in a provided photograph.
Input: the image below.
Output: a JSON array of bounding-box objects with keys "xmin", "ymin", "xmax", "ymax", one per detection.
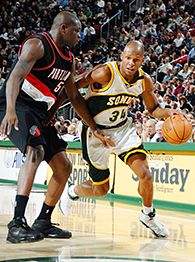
[{"xmin": 162, "ymin": 114, "xmax": 192, "ymax": 144}]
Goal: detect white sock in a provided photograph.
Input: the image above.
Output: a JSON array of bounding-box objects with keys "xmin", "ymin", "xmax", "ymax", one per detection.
[
  {"xmin": 68, "ymin": 185, "xmax": 78, "ymax": 198},
  {"xmin": 142, "ymin": 204, "xmax": 153, "ymax": 215}
]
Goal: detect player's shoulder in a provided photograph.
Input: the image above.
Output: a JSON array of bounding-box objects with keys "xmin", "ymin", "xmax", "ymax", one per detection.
[
  {"xmin": 25, "ymin": 36, "xmax": 43, "ymax": 45},
  {"xmin": 92, "ymin": 63, "xmax": 111, "ymax": 77},
  {"xmin": 90, "ymin": 63, "xmax": 111, "ymax": 84},
  {"xmin": 93, "ymin": 63, "xmax": 110, "ymax": 73},
  {"xmin": 20, "ymin": 37, "xmax": 44, "ymax": 60}
]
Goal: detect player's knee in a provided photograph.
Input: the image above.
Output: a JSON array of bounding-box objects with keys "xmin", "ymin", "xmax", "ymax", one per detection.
[
  {"xmin": 26, "ymin": 145, "xmax": 45, "ymax": 164},
  {"xmin": 94, "ymin": 184, "xmax": 109, "ymax": 197},
  {"xmin": 64, "ymin": 158, "xmax": 72, "ymax": 176},
  {"xmin": 53, "ymin": 158, "xmax": 72, "ymax": 180},
  {"xmin": 140, "ymin": 168, "xmax": 152, "ymax": 183}
]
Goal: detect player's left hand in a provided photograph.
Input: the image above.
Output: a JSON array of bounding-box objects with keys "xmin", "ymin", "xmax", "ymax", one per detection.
[{"xmin": 93, "ymin": 129, "xmax": 116, "ymax": 147}]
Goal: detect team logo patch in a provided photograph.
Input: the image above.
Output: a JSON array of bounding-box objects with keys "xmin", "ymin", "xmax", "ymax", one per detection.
[{"xmin": 29, "ymin": 125, "xmax": 41, "ymax": 137}]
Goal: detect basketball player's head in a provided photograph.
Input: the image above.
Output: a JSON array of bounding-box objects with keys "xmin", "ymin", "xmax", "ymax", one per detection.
[
  {"xmin": 120, "ymin": 40, "xmax": 144, "ymax": 76},
  {"xmin": 51, "ymin": 11, "xmax": 81, "ymax": 48}
]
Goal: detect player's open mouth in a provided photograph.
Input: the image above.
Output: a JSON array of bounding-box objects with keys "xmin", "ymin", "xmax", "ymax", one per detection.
[{"xmin": 126, "ymin": 67, "xmax": 135, "ymax": 72}]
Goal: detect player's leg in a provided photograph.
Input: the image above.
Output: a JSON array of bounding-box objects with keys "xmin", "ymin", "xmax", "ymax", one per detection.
[
  {"xmin": 32, "ymin": 126, "xmax": 72, "ymax": 238},
  {"xmin": 6, "ymin": 109, "xmax": 45, "ymax": 243},
  {"xmin": 127, "ymin": 153, "xmax": 153, "ymax": 207},
  {"xmin": 116, "ymin": 122, "xmax": 169, "ymax": 238},
  {"xmin": 45, "ymin": 151, "xmax": 72, "ymax": 205},
  {"xmin": 126, "ymin": 153, "xmax": 169, "ymax": 238},
  {"xmin": 17, "ymin": 145, "xmax": 45, "ymax": 196},
  {"xmin": 69, "ymin": 170, "xmax": 110, "ymax": 198},
  {"xmin": 68, "ymin": 125, "xmax": 111, "ymax": 199}
]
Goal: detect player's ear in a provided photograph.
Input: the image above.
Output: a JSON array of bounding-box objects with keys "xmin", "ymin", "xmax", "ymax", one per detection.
[
  {"xmin": 61, "ymin": 23, "xmax": 67, "ymax": 32},
  {"xmin": 120, "ymin": 51, "xmax": 124, "ymax": 60}
]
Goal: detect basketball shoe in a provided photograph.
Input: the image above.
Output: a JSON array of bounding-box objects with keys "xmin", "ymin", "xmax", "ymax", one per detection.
[
  {"xmin": 32, "ymin": 218, "xmax": 72, "ymax": 239},
  {"xmin": 139, "ymin": 209, "xmax": 169, "ymax": 238},
  {"xmin": 67, "ymin": 181, "xmax": 79, "ymax": 201},
  {"xmin": 7, "ymin": 217, "xmax": 44, "ymax": 243}
]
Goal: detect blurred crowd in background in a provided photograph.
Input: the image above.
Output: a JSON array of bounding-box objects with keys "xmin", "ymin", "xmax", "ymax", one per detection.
[{"xmin": 0, "ymin": 0, "xmax": 194, "ymax": 142}]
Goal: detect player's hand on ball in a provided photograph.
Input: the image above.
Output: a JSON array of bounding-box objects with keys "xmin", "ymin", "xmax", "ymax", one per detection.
[{"xmin": 93, "ymin": 129, "xmax": 116, "ymax": 147}]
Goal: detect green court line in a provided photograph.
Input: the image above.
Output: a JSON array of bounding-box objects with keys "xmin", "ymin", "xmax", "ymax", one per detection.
[
  {"xmin": 0, "ymin": 179, "xmax": 194, "ymax": 214},
  {"xmin": 97, "ymin": 193, "xmax": 195, "ymax": 214},
  {"xmin": 0, "ymin": 140, "xmax": 194, "ymax": 152},
  {"xmin": 68, "ymin": 256, "xmax": 174, "ymax": 262},
  {"xmin": 0, "ymin": 178, "xmax": 47, "ymax": 189},
  {"xmin": 0, "ymin": 256, "xmax": 175, "ymax": 262}
]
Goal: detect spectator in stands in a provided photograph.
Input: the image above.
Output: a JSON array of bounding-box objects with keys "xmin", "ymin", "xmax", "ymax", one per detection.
[
  {"xmin": 61, "ymin": 123, "xmax": 80, "ymax": 142},
  {"xmin": 157, "ymin": 57, "xmax": 172, "ymax": 82},
  {"xmin": 173, "ymin": 32, "xmax": 185, "ymax": 52},
  {"xmin": 178, "ymin": 63, "xmax": 190, "ymax": 80},
  {"xmin": 83, "ymin": 22, "xmax": 96, "ymax": 50},
  {"xmin": 173, "ymin": 76, "xmax": 185, "ymax": 97},
  {"xmin": 0, "ymin": 71, "xmax": 5, "ymax": 90},
  {"xmin": 75, "ymin": 59, "xmax": 85, "ymax": 75},
  {"xmin": 82, "ymin": 56, "xmax": 91, "ymax": 70},
  {"xmin": 186, "ymin": 84, "xmax": 195, "ymax": 108},
  {"xmin": 179, "ymin": 95, "xmax": 193, "ymax": 112},
  {"xmin": 162, "ymin": 67, "xmax": 173, "ymax": 83},
  {"xmin": 188, "ymin": 44, "xmax": 195, "ymax": 65},
  {"xmin": 163, "ymin": 94, "xmax": 172, "ymax": 109},
  {"xmin": 135, "ymin": 121, "xmax": 143, "ymax": 138},
  {"xmin": 142, "ymin": 119, "xmax": 157, "ymax": 142},
  {"xmin": 150, "ymin": 120, "xmax": 165, "ymax": 142},
  {"xmin": 0, "ymin": 59, "xmax": 9, "ymax": 79},
  {"xmin": 154, "ymin": 90, "xmax": 164, "ymax": 107},
  {"xmin": 171, "ymin": 66, "xmax": 180, "ymax": 79}
]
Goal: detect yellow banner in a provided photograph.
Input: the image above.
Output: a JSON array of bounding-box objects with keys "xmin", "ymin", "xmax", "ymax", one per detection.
[
  {"xmin": 47, "ymin": 151, "xmax": 195, "ymax": 205},
  {"xmin": 114, "ymin": 154, "xmax": 195, "ymax": 205}
]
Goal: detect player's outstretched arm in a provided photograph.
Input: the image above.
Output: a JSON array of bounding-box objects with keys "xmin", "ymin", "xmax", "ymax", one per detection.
[{"xmin": 142, "ymin": 74, "xmax": 177, "ymax": 119}]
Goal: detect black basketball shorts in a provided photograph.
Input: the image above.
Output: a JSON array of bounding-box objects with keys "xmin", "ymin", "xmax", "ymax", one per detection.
[{"xmin": 0, "ymin": 107, "xmax": 67, "ymax": 163}]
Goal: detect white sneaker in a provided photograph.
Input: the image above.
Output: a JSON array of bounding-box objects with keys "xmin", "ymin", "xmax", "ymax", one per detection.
[{"xmin": 139, "ymin": 209, "xmax": 169, "ymax": 238}]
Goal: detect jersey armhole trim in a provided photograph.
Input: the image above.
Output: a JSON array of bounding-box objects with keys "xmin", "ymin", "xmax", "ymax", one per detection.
[{"xmin": 32, "ymin": 32, "xmax": 56, "ymax": 71}]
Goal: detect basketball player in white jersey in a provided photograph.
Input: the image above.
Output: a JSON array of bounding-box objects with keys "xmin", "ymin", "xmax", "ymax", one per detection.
[{"xmin": 67, "ymin": 40, "xmax": 177, "ymax": 237}]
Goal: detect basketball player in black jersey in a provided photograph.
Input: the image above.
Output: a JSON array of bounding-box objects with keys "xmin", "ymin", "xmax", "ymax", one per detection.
[{"xmin": 0, "ymin": 11, "xmax": 114, "ymax": 243}]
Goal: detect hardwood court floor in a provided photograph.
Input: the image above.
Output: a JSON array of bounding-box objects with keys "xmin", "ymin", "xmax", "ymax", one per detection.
[{"xmin": 0, "ymin": 185, "xmax": 195, "ymax": 262}]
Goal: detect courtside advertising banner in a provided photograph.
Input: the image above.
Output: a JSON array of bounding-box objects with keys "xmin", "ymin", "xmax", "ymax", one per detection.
[
  {"xmin": 114, "ymin": 154, "xmax": 195, "ymax": 205},
  {"xmin": 0, "ymin": 148, "xmax": 48, "ymax": 185}
]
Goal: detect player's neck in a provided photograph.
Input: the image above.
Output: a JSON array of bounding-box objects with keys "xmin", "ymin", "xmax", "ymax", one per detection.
[
  {"xmin": 121, "ymin": 69, "xmax": 139, "ymax": 84},
  {"xmin": 49, "ymin": 30, "xmax": 68, "ymax": 52}
]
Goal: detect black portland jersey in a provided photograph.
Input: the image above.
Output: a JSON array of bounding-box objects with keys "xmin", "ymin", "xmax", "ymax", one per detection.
[{"xmin": 0, "ymin": 32, "xmax": 73, "ymax": 116}]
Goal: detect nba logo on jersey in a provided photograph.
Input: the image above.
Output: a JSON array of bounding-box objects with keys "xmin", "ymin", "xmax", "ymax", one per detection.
[{"xmin": 29, "ymin": 125, "xmax": 41, "ymax": 137}]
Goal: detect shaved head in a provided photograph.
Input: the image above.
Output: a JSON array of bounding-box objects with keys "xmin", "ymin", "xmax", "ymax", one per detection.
[
  {"xmin": 120, "ymin": 40, "xmax": 144, "ymax": 78},
  {"xmin": 124, "ymin": 40, "xmax": 144, "ymax": 55},
  {"xmin": 49, "ymin": 11, "xmax": 81, "ymax": 48},
  {"xmin": 52, "ymin": 11, "xmax": 80, "ymax": 29}
]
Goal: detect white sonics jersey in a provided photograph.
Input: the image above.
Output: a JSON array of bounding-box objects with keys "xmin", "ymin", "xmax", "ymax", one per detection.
[{"xmin": 84, "ymin": 61, "xmax": 146, "ymax": 127}]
